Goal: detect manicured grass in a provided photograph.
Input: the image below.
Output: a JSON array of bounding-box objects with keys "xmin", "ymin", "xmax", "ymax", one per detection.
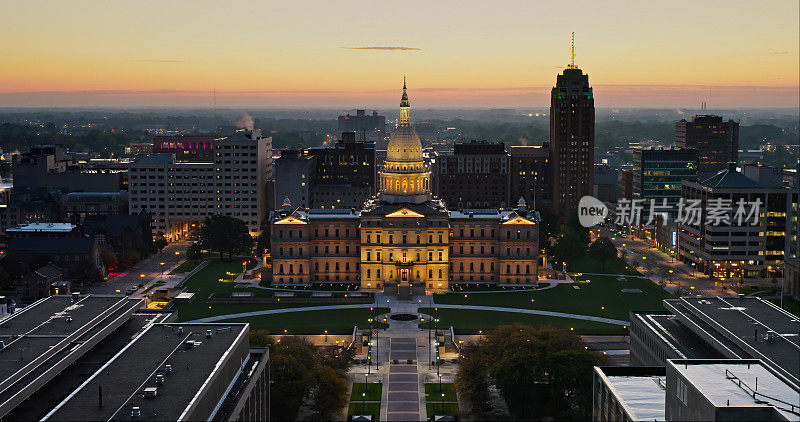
[
  {"xmin": 348, "ymin": 402, "xmax": 381, "ymax": 421},
  {"xmin": 425, "ymin": 383, "xmax": 457, "ymax": 402},
  {"xmin": 216, "ymin": 307, "xmax": 390, "ymax": 334},
  {"xmin": 352, "ymin": 383, "xmax": 383, "ymax": 402},
  {"xmin": 433, "ymin": 274, "xmax": 672, "ymax": 322},
  {"xmin": 168, "ymin": 259, "xmax": 202, "ymax": 274},
  {"xmin": 425, "ymin": 402, "xmax": 459, "ymax": 417},
  {"xmin": 568, "ymin": 255, "xmax": 640, "ymax": 275},
  {"xmin": 419, "ymin": 308, "xmax": 626, "ymax": 335}
]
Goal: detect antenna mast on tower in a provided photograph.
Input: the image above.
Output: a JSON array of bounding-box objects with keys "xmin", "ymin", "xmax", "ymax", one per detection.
[{"xmin": 569, "ymin": 32, "xmax": 576, "ymax": 69}]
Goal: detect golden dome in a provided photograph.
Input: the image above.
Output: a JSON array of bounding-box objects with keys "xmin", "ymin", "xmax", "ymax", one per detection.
[{"xmin": 386, "ymin": 78, "xmax": 423, "ymax": 164}]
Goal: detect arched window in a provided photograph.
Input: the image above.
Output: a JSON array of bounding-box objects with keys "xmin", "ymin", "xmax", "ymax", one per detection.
[
  {"xmin": 279, "ymin": 264, "xmax": 284, "ymax": 274},
  {"xmin": 506, "ymin": 264, "xmax": 510, "ymax": 274},
  {"xmin": 315, "ymin": 262, "xmax": 319, "ymax": 271},
  {"xmin": 325, "ymin": 262, "xmax": 329, "ymax": 271},
  {"xmin": 480, "ymin": 262, "xmax": 484, "ymax": 271},
  {"xmin": 459, "ymin": 262, "xmax": 464, "ymax": 271},
  {"xmin": 402, "ymin": 179, "xmax": 408, "ymax": 192},
  {"xmin": 395, "ymin": 180, "xmax": 400, "ymax": 191},
  {"xmin": 439, "ymin": 269, "xmax": 443, "ymax": 278},
  {"xmin": 429, "ymin": 269, "xmax": 433, "ymax": 278},
  {"xmin": 516, "ymin": 265, "xmax": 520, "ymax": 274},
  {"xmin": 299, "ymin": 264, "xmax": 303, "ymax": 274},
  {"xmin": 469, "ymin": 262, "xmax": 474, "ymax": 271},
  {"xmin": 288, "ymin": 264, "xmax": 293, "ymax": 274},
  {"xmin": 335, "ymin": 262, "xmax": 340, "ymax": 271},
  {"xmin": 367, "ymin": 269, "xmax": 371, "ymax": 278},
  {"xmin": 346, "ymin": 262, "xmax": 350, "ymax": 271},
  {"xmin": 416, "ymin": 270, "xmax": 420, "ymax": 279},
  {"xmin": 377, "ymin": 269, "xmax": 381, "ymax": 278}
]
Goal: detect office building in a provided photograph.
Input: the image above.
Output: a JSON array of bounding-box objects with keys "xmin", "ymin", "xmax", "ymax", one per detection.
[
  {"xmin": 675, "ymin": 115, "xmax": 739, "ymax": 174},
  {"xmin": 629, "ymin": 296, "xmax": 799, "ymax": 387},
  {"xmin": 270, "ymin": 82, "xmax": 540, "ymax": 292},
  {"xmin": 11, "ymin": 145, "xmax": 125, "ymax": 196},
  {"xmin": 274, "ymin": 149, "xmax": 316, "ymax": 209},
  {"xmin": 337, "ymin": 109, "xmax": 386, "ymax": 143},
  {"xmin": 593, "ymin": 359, "xmax": 799, "ymax": 421},
  {"xmin": 153, "ymin": 135, "xmax": 217, "ymax": 162},
  {"xmin": 509, "ymin": 145, "xmax": 551, "ymax": 209},
  {"xmin": 550, "ymin": 50, "xmax": 595, "ymax": 217},
  {"xmin": 594, "ymin": 163, "xmax": 619, "ymax": 204},
  {"xmin": 620, "ymin": 168, "xmax": 633, "ymax": 201},
  {"xmin": 0, "ymin": 295, "xmax": 143, "ymax": 418},
  {"xmin": 632, "ymin": 147, "xmax": 698, "ymax": 222},
  {"xmin": 42, "ymin": 322, "xmax": 270, "ymax": 422},
  {"xmin": 129, "ymin": 130, "xmax": 273, "ymax": 239},
  {"xmin": 433, "ymin": 140, "xmax": 510, "ymax": 210},
  {"xmin": 308, "ymin": 131, "xmax": 376, "ymax": 209},
  {"xmin": 62, "ymin": 191, "xmax": 128, "ymax": 222},
  {"xmin": 678, "ymin": 164, "xmax": 796, "ymax": 279}
]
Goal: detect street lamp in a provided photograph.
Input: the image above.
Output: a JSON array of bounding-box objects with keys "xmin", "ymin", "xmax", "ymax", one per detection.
[
  {"xmin": 160, "ymin": 262, "xmax": 165, "ymax": 275},
  {"xmin": 324, "ymin": 330, "xmax": 328, "ymax": 343}
]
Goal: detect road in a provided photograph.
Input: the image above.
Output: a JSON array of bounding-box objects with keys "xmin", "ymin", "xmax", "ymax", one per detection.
[
  {"xmin": 86, "ymin": 241, "xmax": 191, "ymax": 295},
  {"xmin": 612, "ymin": 236, "xmax": 732, "ymax": 296}
]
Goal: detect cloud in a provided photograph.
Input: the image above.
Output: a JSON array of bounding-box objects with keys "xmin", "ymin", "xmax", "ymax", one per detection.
[
  {"xmin": 769, "ymin": 51, "xmax": 795, "ymax": 55},
  {"xmin": 341, "ymin": 46, "xmax": 421, "ymax": 51},
  {"xmin": 127, "ymin": 59, "xmax": 185, "ymax": 63}
]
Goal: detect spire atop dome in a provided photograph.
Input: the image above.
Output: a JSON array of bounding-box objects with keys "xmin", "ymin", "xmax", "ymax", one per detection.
[{"xmin": 399, "ymin": 77, "xmax": 411, "ymax": 125}]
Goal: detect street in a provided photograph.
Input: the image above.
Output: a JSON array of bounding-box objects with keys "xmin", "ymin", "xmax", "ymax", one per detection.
[
  {"xmin": 611, "ymin": 236, "xmax": 732, "ymax": 296},
  {"xmin": 86, "ymin": 241, "xmax": 191, "ymax": 296}
]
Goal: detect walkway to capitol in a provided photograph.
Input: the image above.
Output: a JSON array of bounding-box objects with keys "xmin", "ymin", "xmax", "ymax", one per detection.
[{"xmin": 386, "ymin": 337, "xmax": 421, "ymax": 421}]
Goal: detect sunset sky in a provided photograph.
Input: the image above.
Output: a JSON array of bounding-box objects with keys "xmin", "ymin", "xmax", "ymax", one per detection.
[{"xmin": 1, "ymin": 0, "xmax": 797, "ymax": 108}]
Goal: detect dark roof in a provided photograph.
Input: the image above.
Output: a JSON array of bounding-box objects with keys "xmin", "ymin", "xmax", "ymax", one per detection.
[
  {"xmin": 361, "ymin": 202, "xmax": 449, "ymax": 218},
  {"xmin": 83, "ymin": 214, "xmax": 144, "ymax": 238},
  {"xmin": 34, "ymin": 263, "xmax": 63, "ymax": 279},
  {"xmin": 7, "ymin": 237, "xmax": 97, "ymax": 255},
  {"xmin": 700, "ymin": 169, "xmax": 762, "ymax": 189}
]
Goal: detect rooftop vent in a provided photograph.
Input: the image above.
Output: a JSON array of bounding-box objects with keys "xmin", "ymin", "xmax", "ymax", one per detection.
[{"xmin": 144, "ymin": 387, "xmax": 157, "ymax": 398}]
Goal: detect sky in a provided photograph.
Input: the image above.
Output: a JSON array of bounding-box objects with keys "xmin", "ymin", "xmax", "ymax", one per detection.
[{"xmin": 0, "ymin": 0, "xmax": 798, "ymax": 108}]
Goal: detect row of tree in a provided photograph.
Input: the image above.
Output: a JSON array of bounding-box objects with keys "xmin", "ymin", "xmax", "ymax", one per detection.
[
  {"xmin": 250, "ymin": 332, "xmax": 354, "ymax": 420},
  {"xmin": 455, "ymin": 324, "xmax": 606, "ymax": 420}
]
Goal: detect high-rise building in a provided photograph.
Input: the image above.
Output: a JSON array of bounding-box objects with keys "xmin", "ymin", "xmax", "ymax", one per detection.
[
  {"xmin": 593, "ymin": 163, "xmax": 619, "ymax": 204},
  {"xmin": 509, "ymin": 144, "xmax": 551, "ymax": 209},
  {"xmin": 274, "ymin": 149, "xmax": 316, "ymax": 209},
  {"xmin": 152, "ymin": 135, "xmax": 216, "ymax": 162},
  {"xmin": 675, "ymin": 115, "xmax": 739, "ymax": 174},
  {"xmin": 337, "ymin": 109, "xmax": 386, "ymax": 144},
  {"xmin": 632, "ymin": 147, "xmax": 699, "ymax": 222},
  {"xmin": 550, "ymin": 40, "xmax": 595, "ymax": 217},
  {"xmin": 308, "ymin": 131, "xmax": 376, "ymax": 209},
  {"xmin": 128, "ymin": 130, "xmax": 272, "ymax": 239},
  {"xmin": 433, "ymin": 140, "xmax": 510, "ymax": 210},
  {"xmin": 269, "ymin": 81, "xmax": 540, "ymax": 293}
]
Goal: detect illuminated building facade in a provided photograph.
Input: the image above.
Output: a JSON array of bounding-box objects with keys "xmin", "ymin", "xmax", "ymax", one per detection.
[{"xmin": 270, "ymin": 82, "xmax": 541, "ymax": 291}]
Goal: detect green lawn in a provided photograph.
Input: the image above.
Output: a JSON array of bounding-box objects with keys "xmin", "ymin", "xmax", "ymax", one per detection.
[
  {"xmin": 348, "ymin": 402, "xmax": 381, "ymax": 421},
  {"xmin": 169, "ymin": 259, "xmax": 202, "ymax": 274},
  {"xmin": 433, "ymin": 274, "xmax": 672, "ymax": 322},
  {"xmin": 568, "ymin": 255, "xmax": 640, "ymax": 275},
  {"xmin": 425, "ymin": 383, "xmax": 457, "ymax": 402},
  {"xmin": 425, "ymin": 402, "xmax": 459, "ymax": 417},
  {"xmin": 216, "ymin": 307, "xmax": 390, "ymax": 334},
  {"xmin": 352, "ymin": 383, "xmax": 383, "ymax": 401},
  {"xmin": 419, "ymin": 308, "xmax": 626, "ymax": 335}
]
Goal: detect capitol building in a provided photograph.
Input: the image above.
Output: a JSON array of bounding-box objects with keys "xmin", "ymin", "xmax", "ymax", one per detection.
[{"xmin": 269, "ymin": 81, "xmax": 542, "ymax": 292}]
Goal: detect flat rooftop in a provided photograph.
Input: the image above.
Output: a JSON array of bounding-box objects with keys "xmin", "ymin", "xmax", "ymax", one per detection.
[
  {"xmin": 5, "ymin": 222, "xmax": 75, "ymax": 232},
  {"xmin": 632, "ymin": 311, "xmax": 725, "ymax": 359},
  {"xmin": 44, "ymin": 322, "xmax": 249, "ymax": 421},
  {"xmin": 667, "ymin": 297, "xmax": 800, "ymax": 386},
  {"xmin": 0, "ymin": 295, "xmax": 141, "ymax": 417},
  {"xmin": 595, "ymin": 366, "xmax": 666, "ymax": 422},
  {"xmin": 671, "ymin": 360, "xmax": 800, "ymax": 420}
]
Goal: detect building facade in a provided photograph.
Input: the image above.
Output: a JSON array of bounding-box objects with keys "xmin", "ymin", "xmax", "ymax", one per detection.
[
  {"xmin": 129, "ymin": 130, "xmax": 273, "ymax": 239},
  {"xmin": 434, "ymin": 141, "xmax": 510, "ymax": 210},
  {"xmin": 678, "ymin": 164, "xmax": 797, "ymax": 280},
  {"xmin": 308, "ymin": 131, "xmax": 376, "ymax": 209},
  {"xmin": 269, "ymin": 83, "xmax": 540, "ymax": 292},
  {"xmin": 509, "ymin": 144, "xmax": 551, "ymax": 209},
  {"xmin": 550, "ymin": 64, "xmax": 595, "ymax": 217},
  {"xmin": 675, "ymin": 115, "xmax": 739, "ymax": 174}
]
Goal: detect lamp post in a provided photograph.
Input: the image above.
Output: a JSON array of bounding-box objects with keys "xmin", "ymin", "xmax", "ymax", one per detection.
[
  {"xmin": 363, "ymin": 372, "xmax": 368, "ymax": 413},
  {"xmin": 160, "ymin": 262, "xmax": 165, "ymax": 275},
  {"xmin": 324, "ymin": 330, "xmax": 328, "ymax": 343},
  {"xmin": 374, "ymin": 306, "xmax": 379, "ymax": 370},
  {"xmin": 367, "ymin": 317, "xmax": 373, "ymax": 376},
  {"xmin": 435, "ymin": 317, "xmax": 440, "ymax": 377}
]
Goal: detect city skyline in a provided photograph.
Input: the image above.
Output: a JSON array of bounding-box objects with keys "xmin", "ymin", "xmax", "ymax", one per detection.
[{"xmin": 1, "ymin": 0, "xmax": 798, "ymax": 108}]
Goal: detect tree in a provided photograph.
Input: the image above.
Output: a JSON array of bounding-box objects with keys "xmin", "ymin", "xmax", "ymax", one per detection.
[
  {"xmin": 100, "ymin": 248, "xmax": 118, "ymax": 270},
  {"xmin": 154, "ymin": 231, "xmax": 168, "ymax": 253},
  {"xmin": 186, "ymin": 242, "xmax": 203, "ymax": 261},
  {"xmin": 270, "ymin": 337, "xmax": 317, "ymax": 421},
  {"xmin": 71, "ymin": 260, "xmax": 103, "ymax": 284},
  {"xmin": 589, "ymin": 237, "xmax": 617, "ymax": 272},
  {"xmin": 477, "ymin": 324, "xmax": 605, "ymax": 420},
  {"xmin": 316, "ymin": 344, "xmax": 355, "ymax": 376},
  {"xmin": 308, "ymin": 365, "xmax": 349, "ymax": 420},
  {"xmin": 256, "ymin": 230, "xmax": 270, "ymax": 255},
  {"xmin": 199, "ymin": 215, "xmax": 253, "ymax": 260},
  {"xmin": 249, "ymin": 329, "xmax": 274, "ymax": 347},
  {"xmin": 552, "ymin": 227, "xmax": 588, "ymax": 270},
  {"xmin": 455, "ymin": 343, "xmax": 492, "ymax": 416}
]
